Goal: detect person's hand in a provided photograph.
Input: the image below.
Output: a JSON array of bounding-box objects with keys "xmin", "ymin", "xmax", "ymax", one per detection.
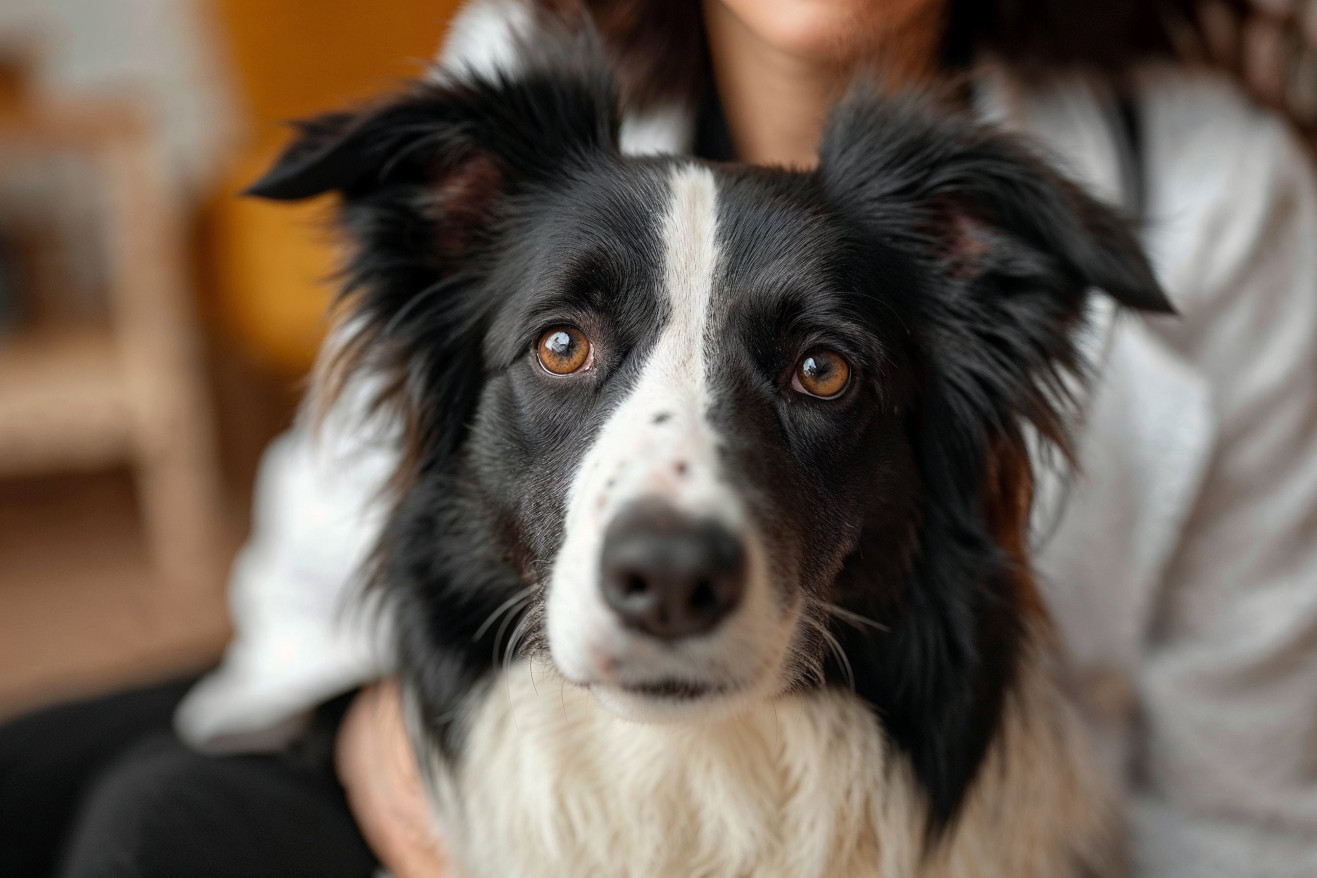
[{"xmin": 336, "ymin": 680, "xmax": 448, "ymax": 878}]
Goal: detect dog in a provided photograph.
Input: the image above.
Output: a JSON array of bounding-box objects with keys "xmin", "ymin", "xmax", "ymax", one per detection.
[{"xmin": 249, "ymin": 24, "xmax": 1169, "ymax": 878}]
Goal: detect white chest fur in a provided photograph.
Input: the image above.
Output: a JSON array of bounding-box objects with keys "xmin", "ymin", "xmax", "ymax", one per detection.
[{"xmin": 417, "ymin": 657, "xmax": 1114, "ymax": 878}]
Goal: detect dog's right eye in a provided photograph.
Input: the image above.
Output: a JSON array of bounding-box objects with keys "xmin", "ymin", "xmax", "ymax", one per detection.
[
  {"xmin": 791, "ymin": 349, "xmax": 851, "ymax": 399},
  {"xmin": 537, "ymin": 326, "xmax": 593, "ymax": 375}
]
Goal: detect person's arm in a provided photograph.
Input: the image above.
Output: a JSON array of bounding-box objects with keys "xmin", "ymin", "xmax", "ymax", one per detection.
[
  {"xmin": 174, "ymin": 420, "xmax": 396, "ymax": 753},
  {"xmin": 1131, "ymin": 73, "xmax": 1317, "ymax": 876},
  {"xmin": 336, "ymin": 681, "xmax": 449, "ymax": 878}
]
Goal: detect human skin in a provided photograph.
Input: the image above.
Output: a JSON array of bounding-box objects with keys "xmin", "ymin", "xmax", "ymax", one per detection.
[
  {"xmin": 335, "ymin": 3, "xmax": 948, "ymax": 875},
  {"xmin": 703, "ymin": 0, "xmax": 946, "ymax": 166},
  {"xmin": 335, "ymin": 680, "xmax": 448, "ymax": 876}
]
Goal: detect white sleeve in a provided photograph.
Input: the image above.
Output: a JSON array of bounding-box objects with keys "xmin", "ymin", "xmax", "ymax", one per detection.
[
  {"xmin": 174, "ymin": 399, "xmax": 398, "ymax": 753},
  {"xmin": 1128, "ymin": 71, "xmax": 1317, "ymax": 877}
]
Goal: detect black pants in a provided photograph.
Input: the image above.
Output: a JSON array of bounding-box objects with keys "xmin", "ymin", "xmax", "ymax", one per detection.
[{"xmin": 0, "ymin": 676, "xmax": 378, "ymax": 878}]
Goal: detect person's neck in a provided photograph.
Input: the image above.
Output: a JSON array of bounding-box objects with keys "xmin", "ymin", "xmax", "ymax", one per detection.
[{"xmin": 702, "ymin": 3, "xmax": 943, "ymax": 169}]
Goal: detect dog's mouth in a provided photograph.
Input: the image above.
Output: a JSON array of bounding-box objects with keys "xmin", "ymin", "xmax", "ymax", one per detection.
[
  {"xmin": 615, "ymin": 678, "xmax": 727, "ymax": 700},
  {"xmin": 579, "ymin": 670, "xmax": 758, "ymax": 723}
]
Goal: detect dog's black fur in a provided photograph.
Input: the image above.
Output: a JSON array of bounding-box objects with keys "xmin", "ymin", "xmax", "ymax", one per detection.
[{"xmin": 250, "ymin": 29, "xmax": 1168, "ymax": 841}]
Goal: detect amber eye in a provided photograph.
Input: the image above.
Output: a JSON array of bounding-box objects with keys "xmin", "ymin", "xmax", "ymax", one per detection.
[
  {"xmin": 791, "ymin": 349, "xmax": 851, "ymax": 399},
  {"xmin": 536, "ymin": 326, "xmax": 593, "ymax": 375}
]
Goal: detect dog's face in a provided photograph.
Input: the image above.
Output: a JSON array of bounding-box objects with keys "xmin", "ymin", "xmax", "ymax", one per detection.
[
  {"xmin": 252, "ymin": 38, "xmax": 1167, "ymax": 822},
  {"xmin": 468, "ymin": 159, "xmax": 921, "ymax": 723}
]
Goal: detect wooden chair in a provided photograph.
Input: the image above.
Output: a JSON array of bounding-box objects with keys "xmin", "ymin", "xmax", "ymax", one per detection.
[{"xmin": 0, "ymin": 56, "xmax": 225, "ymax": 593}]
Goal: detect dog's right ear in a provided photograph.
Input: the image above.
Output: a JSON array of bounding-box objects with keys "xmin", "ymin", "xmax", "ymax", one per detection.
[
  {"xmin": 246, "ymin": 63, "xmax": 619, "ymax": 270},
  {"xmin": 244, "ymin": 32, "xmax": 620, "ymax": 478},
  {"xmin": 247, "ymin": 1, "xmax": 617, "ymax": 205},
  {"xmin": 246, "ymin": 58, "xmax": 619, "ymax": 207},
  {"xmin": 244, "ymin": 112, "xmax": 362, "ymax": 200}
]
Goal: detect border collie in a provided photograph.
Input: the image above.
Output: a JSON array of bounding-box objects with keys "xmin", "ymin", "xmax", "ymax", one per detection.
[{"xmin": 249, "ymin": 23, "xmax": 1168, "ymax": 878}]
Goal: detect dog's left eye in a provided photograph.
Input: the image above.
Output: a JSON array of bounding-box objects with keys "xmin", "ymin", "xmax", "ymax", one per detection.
[
  {"xmin": 537, "ymin": 326, "xmax": 593, "ymax": 375},
  {"xmin": 791, "ymin": 349, "xmax": 851, "ymax": 399}
]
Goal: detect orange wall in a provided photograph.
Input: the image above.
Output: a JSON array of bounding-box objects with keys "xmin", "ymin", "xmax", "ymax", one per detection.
[
  {"xmin": 206, "ymin": 0, "xmax": 462, "ymax": 375},
  {"xmin": 214, "ymin": 0, "xmax": 462, "ymax": 154}
]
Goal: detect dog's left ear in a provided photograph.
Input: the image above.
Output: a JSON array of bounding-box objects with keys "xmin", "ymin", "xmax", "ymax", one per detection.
[
  {"xmin": 818, "ymin": 91, "xmax": 1172, "ymax": 473},
  {"xmin": 818, "ymin": 91, "xmax": 1171, "ymax": 318},
  {"xmin": 818, "ymin": 89, "xmax": 1173, "ymax": 511}
]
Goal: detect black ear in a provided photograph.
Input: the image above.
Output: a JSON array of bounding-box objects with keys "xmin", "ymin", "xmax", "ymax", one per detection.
[
  {"xmin": 817, "ymin": 93, "xmax": 1170, "ymax": 835},
  {"xmin": 244, "ymin": 23, "xmax": 620, "ymax": 483},
  {"xmin": 818, "ymin": 91, "xmax": 1173, "ymax": 470},
  {"xmin": 818, "ymin": 90, "xmax": 1171, "ymax": 316},
  {"xmin": 246, "ymin": 45, "xmax": 619, "ymax": 204},
  {"xmin": 244, "ymin": 112, "xmax": 362, "ymax": 200},
  {"xmin": 818, "ymin": 89, "xmax": 1173, "ymax": 510}
]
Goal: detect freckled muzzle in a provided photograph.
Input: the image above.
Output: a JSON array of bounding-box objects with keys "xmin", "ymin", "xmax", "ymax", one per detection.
[
  {"xmin": 544, "ymin": 165, "xmax": 803, "ymax": 713},
  {"xmin": 600, "ymin": 498, "xmax": 746, "ymax": 640}
]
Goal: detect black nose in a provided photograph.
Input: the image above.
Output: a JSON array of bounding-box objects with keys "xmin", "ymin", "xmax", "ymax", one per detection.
[{"xmin": 600, "ymin": 500, "xmax": 746, "ymax": 640}]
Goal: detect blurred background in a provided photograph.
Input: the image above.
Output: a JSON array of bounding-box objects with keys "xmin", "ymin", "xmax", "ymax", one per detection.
[
  {"xmin": 0, "ymin": 0, "xmax": 460, "ymax": 720},
  {"xmin": 0, "ymin": 0, "xmax": 1314, "ymax": 723}
]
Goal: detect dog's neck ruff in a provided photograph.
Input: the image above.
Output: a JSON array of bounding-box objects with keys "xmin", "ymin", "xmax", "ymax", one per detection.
[{"xmin": 418, "ymin": 640, "xmax": 1112, "ymax": 878}]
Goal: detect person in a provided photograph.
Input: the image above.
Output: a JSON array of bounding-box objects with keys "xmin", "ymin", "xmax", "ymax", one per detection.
[{"xmin": 3, "ymin": 1, "xmax": 1316, "ymax": 876}]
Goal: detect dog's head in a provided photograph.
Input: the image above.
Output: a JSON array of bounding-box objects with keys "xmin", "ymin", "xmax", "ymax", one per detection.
[{"xmin": 251, "ymin": 34, "xmax": 1167, "ymax": 825}]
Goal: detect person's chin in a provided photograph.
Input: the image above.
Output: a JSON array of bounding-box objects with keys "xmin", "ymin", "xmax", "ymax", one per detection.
[{"xmin": 710, "ymin": 0, "xmax": 905, "ymax": 64}]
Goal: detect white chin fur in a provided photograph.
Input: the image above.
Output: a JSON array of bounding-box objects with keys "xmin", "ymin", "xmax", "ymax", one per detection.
[{"xmin": 418, "ymin": 648, "xmax": 1112, "ymax": 878}]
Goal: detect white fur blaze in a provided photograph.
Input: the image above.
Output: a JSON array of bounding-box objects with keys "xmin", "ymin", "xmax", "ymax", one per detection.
[{"xmin": 544, "ymin": 165, "xmax": 793, "ymax": 719}]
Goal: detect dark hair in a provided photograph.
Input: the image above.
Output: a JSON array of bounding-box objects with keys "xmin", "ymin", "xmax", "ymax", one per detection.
[
  {"xmin": 559, "ymin": 0, "xmax": 1217, "ymax": 109},
  {"xmin": 942, "ymin": 0, "xmax": 1199, "ymax": 71}
]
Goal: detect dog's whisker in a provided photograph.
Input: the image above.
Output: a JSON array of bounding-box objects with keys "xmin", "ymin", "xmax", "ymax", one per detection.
[
  {"xmin": 805, "ymin": 616, "xmax": 855, "ymax": 692},
  {"xmin": 474, "ymin": 584, "xmax": 539, "ymax": 642},
  {"xmin": 502, "ymin": 611, "xmax": 536, "ymax": 679},
  {"xmin": 821, "ymin": 602, "xmax": 889, "ymax": 634},
  {"xmin": 491, "ymin": 596, "xmax": 535, "ymax": 664},
  {"xmin": 500, "ymin": 611, "xmax": 540, "ymax": 734},
  {"xmin": 485, "ymin": 595, "xmax": 532, "ymax": 668}
]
